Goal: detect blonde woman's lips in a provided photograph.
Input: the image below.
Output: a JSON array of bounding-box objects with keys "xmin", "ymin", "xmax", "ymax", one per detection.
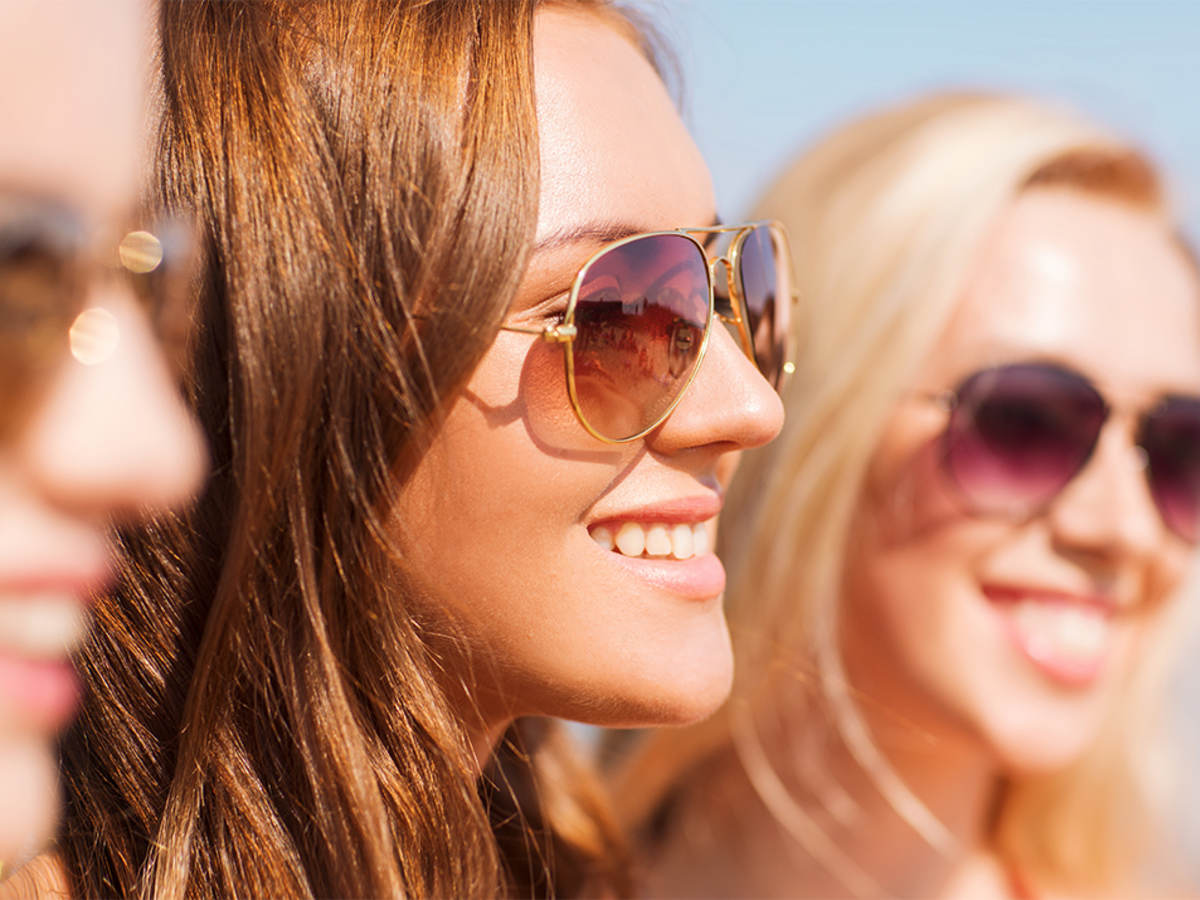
[{"xmin": 983, "ymin": 585, "xmax": 1115, "ymax": 687}]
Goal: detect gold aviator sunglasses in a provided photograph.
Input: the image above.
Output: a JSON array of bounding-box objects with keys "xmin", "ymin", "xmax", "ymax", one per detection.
[{"xmin": 501, "ymin": 221, "xmax": 797, "ymax": 443}]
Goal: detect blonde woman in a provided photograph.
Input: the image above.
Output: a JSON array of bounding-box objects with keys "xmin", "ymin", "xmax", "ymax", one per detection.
[{"xmin": 616, "ymin": 93, "xmax": 1200, "ymax": 898}]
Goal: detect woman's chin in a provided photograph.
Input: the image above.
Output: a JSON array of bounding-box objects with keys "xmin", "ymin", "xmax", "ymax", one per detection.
[
  {"xmin": 596, "ymin": 630, "xmax": 734, "ymax": 729},
  {"xmin": 980, "ymin": 707, "xmax": 1102, "ymax": 776},
  {"xmin": 0, "ymin": 734, "xmax": 59, "ymax": 874}
]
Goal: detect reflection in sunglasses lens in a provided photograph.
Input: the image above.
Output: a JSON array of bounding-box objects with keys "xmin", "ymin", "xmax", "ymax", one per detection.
[
  {"xmin": 571, "ymin": 234, "xmax": 709, "ymax": 441},
  {"xmin": 737, "ymin": 224, "xmax": 783, "ymax": 385}
]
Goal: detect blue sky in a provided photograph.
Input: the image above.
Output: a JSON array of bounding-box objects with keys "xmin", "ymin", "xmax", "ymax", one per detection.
[{"xmin": 648, "ymin": 1, "xmax": 1199, "ymax": 240}]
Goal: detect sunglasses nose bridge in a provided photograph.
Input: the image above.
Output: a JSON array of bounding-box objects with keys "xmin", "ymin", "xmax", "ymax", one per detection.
[
  {"xmin": 1047, "ymin": 414, "xmax": 1164, "ymax": 553},
  {"xmin": 707, "ymin": 256, "xmax": 737, "ymax": 322}
]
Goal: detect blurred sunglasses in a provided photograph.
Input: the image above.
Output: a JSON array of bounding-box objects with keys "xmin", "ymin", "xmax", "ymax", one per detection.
[
  {"xmin": 501, "ymin": 221, "xmax": 796, "ymax": 443},
  {"xmin": 0, "ymin": 192, "xmax": 196, "ymax": 433},
  {"xmin": 932, "ymin": 361, "xmax": 1200, "ymax": 543}
]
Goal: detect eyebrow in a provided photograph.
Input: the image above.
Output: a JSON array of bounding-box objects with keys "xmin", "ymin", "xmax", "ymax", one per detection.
[{"xmin": 531, "ymin": 215, "xmax": 723, "ymax": 254}]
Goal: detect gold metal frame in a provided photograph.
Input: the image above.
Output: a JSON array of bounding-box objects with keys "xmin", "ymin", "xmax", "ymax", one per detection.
[{"xmin": 501, "ymin": 220, "xmax": 798, "ymax": 444}]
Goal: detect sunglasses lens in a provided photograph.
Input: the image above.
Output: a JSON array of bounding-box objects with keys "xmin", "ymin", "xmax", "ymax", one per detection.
[
  {"xmin": 0, "ymin": 211, "xmax": 82, "ymax": 436},
  {"xmin": 120, "ymin": 221, "xmax": 199, "ymax": 378},
  {"xmin": 571, "ymin": 233, "xmax": 710, "ymax": 441},
  {"xmin": 1141, "ymin": 396, "xmax": 1200, "ymax": 542},
  {"xmin": 944, "ymin": 364, "xmax": 1106, "ymax": 515},
  {"xmin": 737, "ymin": 224, "xmax": 789, "ymax": 387}
]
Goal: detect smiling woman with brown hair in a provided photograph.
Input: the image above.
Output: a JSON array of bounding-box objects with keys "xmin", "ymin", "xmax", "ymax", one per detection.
[{"xmin": 51, "ymin": 1, "xmax": 787, "ymax": 897}]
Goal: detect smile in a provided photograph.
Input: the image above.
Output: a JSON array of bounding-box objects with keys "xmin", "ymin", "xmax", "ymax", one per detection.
[
  {"xmin": 588, "ymin": 520, "xmax": 712, "ymax": 560},
  {"xmin": 0, "ymin": 594, "xmax": 88, "ymax": 661},
  {"xmin": 984, "ymin": 585, "xmax": 1117, "ymax": 686},
  {"xmin": 0, "ymin": 574, "xmax": 103, "ymax": 731}
]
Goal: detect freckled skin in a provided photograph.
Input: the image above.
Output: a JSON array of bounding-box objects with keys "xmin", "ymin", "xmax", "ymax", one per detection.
[
  {"xmin": 394, "ymin": 8, "xmax": 783, "ymax": 741},
  {"xmin": 843, "ymin": 189, "xmax": 1200, "ymax": 773}
]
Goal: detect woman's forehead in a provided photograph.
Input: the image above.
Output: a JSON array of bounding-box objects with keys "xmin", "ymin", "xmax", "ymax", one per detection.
[
  {"xmin": 927, "ymin": 190, "xmax": 1200, "ymax": 398},
  {"xmin": 531, "ymin": 7, "xmax": 715, "ymax": 246},
  {"xmin": 0, "ymin": 1, "xmax": 147, "ymax": 222}
]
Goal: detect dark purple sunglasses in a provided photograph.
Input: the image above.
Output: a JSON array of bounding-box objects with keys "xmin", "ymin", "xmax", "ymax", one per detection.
[{"xmin": 934, "ymin": 362, "xmax": 1200, "ymax": 543}]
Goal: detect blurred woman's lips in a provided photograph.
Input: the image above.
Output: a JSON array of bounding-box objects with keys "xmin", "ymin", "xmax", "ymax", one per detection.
[
  {"xmin": 0, "ymin": 655, "xmax": 80, "ymax": 731},
  {"xmin": 982, "ymin": 584, "xmax": 1116, "ymax": 687},
  {"xmin": 0, "ymin": 594, "xmax": 88, "ymax": 659},
  {"xmin": 0, "ymin": 565, "xmax": 110, "ymax": 731}
]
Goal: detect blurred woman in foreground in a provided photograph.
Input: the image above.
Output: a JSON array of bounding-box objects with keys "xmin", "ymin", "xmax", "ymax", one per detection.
[
  {"xmin": 617, "ymin": 93, "xmax": 1200, "ymax": 899},
  {"xmin": 0, "ymin": 0, "xmax": 204, "ymax": 884}
]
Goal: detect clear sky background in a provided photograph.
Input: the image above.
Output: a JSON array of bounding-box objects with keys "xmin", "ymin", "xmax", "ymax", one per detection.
[{"xmin": 648, "ymin": 1, "xmax": 1199, "ymax": 240}]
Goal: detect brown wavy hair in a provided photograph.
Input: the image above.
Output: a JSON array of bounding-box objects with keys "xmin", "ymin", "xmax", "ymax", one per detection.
[{"xmin": 57, "ymin": 2, "xmax": 635, "ymax": 896}]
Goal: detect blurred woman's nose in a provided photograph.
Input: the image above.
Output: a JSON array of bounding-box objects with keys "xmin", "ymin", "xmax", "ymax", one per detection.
[
  {"xmin": 649, "ymin": 321, "xmax": 784, "ymax": 456},
  {"xmin": 17, "ymin": 285, "xmax": 206, "ymax": 519},
  {"xmin": 1047, "ymin": 418, "xmax": 1161, "ymax": 561}
]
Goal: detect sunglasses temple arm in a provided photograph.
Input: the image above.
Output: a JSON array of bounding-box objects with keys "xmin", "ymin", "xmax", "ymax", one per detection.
[{"xmin": 498, "ymin": 323, "xmax": 577, "ymax": 342}]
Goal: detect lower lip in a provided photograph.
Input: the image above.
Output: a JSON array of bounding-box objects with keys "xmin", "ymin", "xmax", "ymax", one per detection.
[
  {"xmin": 984, "ymin": 589, "xmax": 1110, "ymax": 688},
  {"xmin": 0, "ymin": 653, "xmax": 80, "ymax": 731},
  {"xmin": 598, "ymin": 547, "xmax": 726, "ymax": 600}
]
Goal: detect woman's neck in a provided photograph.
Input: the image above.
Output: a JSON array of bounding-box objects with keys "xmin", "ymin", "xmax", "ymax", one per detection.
[{"xmin": 647, "ymin": 708, "xmax": 1008, "ymax": 899}]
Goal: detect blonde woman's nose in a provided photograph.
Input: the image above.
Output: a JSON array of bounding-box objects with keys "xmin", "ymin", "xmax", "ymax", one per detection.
[
  {"xmin": 17, "ymin": 288, "xmax": 206, "ymax": 519},
  {"xmin": 1046, "ymin": 419, "xmax": 1160, "ymax": 560}
]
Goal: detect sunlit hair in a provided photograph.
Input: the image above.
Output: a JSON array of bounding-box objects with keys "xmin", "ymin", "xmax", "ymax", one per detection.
[
  {"xmin": 56, "ymin": 2, "xmax": 645, "ymax": 897},
  {"xmin": 616, "ymin": 92, "xmax": 1194, "ymax": 895}
]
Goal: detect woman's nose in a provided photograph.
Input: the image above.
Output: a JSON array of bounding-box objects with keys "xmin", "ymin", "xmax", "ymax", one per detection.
[
  {"xmin": 16, "ymin": 284, "xmax": 207, "ymax": 520},
  {"xmin": 648, "ymin": 320, "xmax": 784, "ymax": 456},
  {"xmin": 1046, "ymin": 418, "xmax": 1162, "ymax": 561}
]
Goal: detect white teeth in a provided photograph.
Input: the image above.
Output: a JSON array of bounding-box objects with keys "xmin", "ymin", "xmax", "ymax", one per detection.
[
  {"xmin": 1011, "ymin": 602, "xmax": 1109, "ymax": 667},
  {"xmin": 615, "ymin": 522, "xmax": 646, "ymax": 558},
  {"xmin": 590, "ymin": 525, "xmax": 614, "ymax": 551},
  {"xmin": 670, "ymin": 524, "xmax": 694, "ymax": 560},
  {"xmin": 591, "ymin": 520, "xmax": 714, "ymax": 559},
  {"xmin": 644, "ymin": 524, "xmax": 672, "ymax": 558},
  {"xmin": 0, "ymin": 596, "xmax": 88, "ymax": 660}
]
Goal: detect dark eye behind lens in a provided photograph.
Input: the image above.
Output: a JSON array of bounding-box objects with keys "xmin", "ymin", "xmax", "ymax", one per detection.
[
  {"xmin": 0, "ymin": 200, "xmax": 86, "ymax": 436},
  {"xmin": 737, "ymin": 225, "xmax": 784, "ymax": 384},
  {"xmin": 944, "ymin": 363, "xmax": 1106, "ymax": 515},
  {"xmin": 1142, "ymin": 395, "xmax": 1200, "ymax": 542},
  {"xmin": 569, "ymin": 233, "xmax": 710, "ymax": 440}
]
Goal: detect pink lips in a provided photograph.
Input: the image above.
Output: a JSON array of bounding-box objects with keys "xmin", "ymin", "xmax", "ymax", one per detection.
[
  {"xmin": 588, "ymin": 492, "xmax": 726, "ymax": 600},
  {"xmin": 0, "ymin": 654, "xmax": 80, "ymax": 731},
  {"xmin": 0, "ymin": 563, "xmax": 110, "ymax": 733},
  {"xmin": 982, "ymin": 585, "xmax": 1115, "ymax": 687},
  {"xmin": 602, "ymin": 551, "xmax": 726, "ymax": 600},
  {"xmin": 588, "ymin": 492, "xmax": 723, "ymax": 529}
]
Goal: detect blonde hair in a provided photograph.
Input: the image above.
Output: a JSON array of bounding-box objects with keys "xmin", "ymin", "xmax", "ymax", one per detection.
[{"xmin": 617, "ymin": 92, "xmax": 1190, "ymax": 894}]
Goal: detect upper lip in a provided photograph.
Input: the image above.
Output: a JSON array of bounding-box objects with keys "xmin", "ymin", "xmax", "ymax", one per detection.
[
  {"xmin": 981, "ymin": 583, "xmax": 1124, "ymax": 614},
  {"xmin": 0, "ymin": 561, "xmax": 113, "ymax": 603},
  {"xmin": 589, "ymin": 493, "xmax": 722, "ymax": 527}
]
